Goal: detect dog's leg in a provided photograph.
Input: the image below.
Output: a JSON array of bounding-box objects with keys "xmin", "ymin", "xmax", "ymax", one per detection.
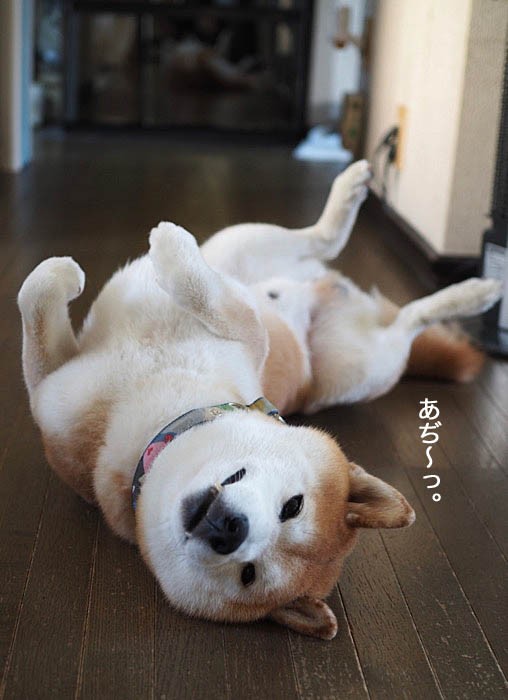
[
  {"xmin": 312, "ymin": 159, "xmax": 371, "ymax": 260},
  {"xmin": 395, "ymin": 278, "xmax": 502, "ymax": 336},
  {"xmin": 18, "ymin": 257, "xmax": 85, "ymax": 394},
  {"xmin": 375, "ymin": 291, "xmax": 487, "ymax": 383},
  {"xmin": 304, "ymin": 277, "xmax": 502, "ymax": 412},
  {"xmin": 149, "ymin": 222, "xmax": 268, "ymax": 369}
]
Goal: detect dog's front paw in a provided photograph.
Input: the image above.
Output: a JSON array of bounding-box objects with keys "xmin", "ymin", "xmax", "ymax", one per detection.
[
  {"xmin": 149, "ymin": 221, "xmax": 199, "ymax": 273},
  {"xmin": 149, "ymin": 222, "xmax": 204, "ymax": 295},
  {"xmin": 18, "ymin": 257, "xmax": 85, "ymax": 314},
  {"xmin": 149, "ymin": 222, "xmax": 198, "ymax": 260}
]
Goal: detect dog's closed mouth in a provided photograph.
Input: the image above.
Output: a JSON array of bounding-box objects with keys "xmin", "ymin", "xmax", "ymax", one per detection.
[{"xmin": 183, "ymin": 468, "xmax": 246, "ymax": 535}]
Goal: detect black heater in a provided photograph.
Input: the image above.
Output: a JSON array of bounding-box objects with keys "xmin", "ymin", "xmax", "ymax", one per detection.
[{"xmin": 476, "ymin": 41, "xmax": 508, "ymax": 355}]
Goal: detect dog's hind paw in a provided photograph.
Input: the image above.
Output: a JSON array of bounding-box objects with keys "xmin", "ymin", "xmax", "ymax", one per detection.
[
  {"xmin": 452, "ymin": 277, "xmax": 503, "ymax": 316},
  {"xmin": 327, "ymin": 159, "xmax": 371, "ymax": 222},
  {"xmin": 316, "ymin": 160, "xmax": 372, "ymax": 260}
]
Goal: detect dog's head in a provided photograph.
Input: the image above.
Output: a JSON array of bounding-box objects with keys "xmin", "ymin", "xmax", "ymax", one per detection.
[{"xmin": 136, "ymin": 411, "xmax": 414, "ymax": 639}]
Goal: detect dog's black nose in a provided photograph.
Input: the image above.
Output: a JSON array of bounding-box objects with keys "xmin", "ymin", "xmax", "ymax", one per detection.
[
  {"xmin": 182, "ymin": 489, "xmax": 249, "ymax": 554},
  {"xmin": 196, "ymin": 502, "xmax": 249, "ymax": 554}
]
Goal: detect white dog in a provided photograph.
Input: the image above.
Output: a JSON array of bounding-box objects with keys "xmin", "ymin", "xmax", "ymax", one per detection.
[{"xmin": 18, "ymin": 161, "xmax": 501, "ymax": 639}]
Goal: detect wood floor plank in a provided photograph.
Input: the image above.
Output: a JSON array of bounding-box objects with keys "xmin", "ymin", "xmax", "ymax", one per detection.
[
  {"xmin": 336, "ymin": 400, "xmax": 508, "ymax": 697},
  {"xmin": 380, "ymin": 510, "xmax": 508, "ymax": 698},
  {"xmin": 0, "ymin": 357, "xmax": 24, "ymax": 484},
  {"xmin": 404, "ymin": 469, "xmax": 508, "ymax": 677},
  {"xmin": 339, "ymin": 531, "xmax": 442, "ymax": 700},
  {"xmin": 310, "ymin": 411, "xmax": 442, "ymax": 696},
  {"xmin": 288, "ymin": 586, "xmax": 369, "ymax": 699},
  {"xmin": 372, "ymin": 384, "xmax": 508, "ymax": 677},
  {"xmin": 310, "ymin": 400, "xmax": 508, "ymax": 698},
  {"xmin": 413, "ymin": 381, "xmax": 508, "ymax": 557},
  {"xmin": 1, "ymin": 473, "xmax": 97, "ymax": 700},
  {"xmin": 447, "ymin": 383, "xmax": 508, "ymax": 477},
  {"xmin": 0, "ymin": 413, "xmax": 49, "ymax": 687},
  {"xmin": 154, "ymin": 591, "xmax": 228, "ymax": 700},
  {"xmin": 0, "ymin": 246, "xmax": 55, "ymax": 687},
  {"xmin": 222, "ymin": 621, "xmax": 300, "ymax": 700},
  {"xmin": 339, "ymin": 219, "xmax": 424, "ymax": 306},
  {"xmin": 0, "ymin": 246, "xmax": 45, "ymax": 444},
  {"xmin": 79, "ymin": 521, "xmax": 156, "ymax": 700}
]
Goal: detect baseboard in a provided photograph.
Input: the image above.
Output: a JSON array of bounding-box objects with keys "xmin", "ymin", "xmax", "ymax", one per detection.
[{"xmin": 364, "ymin": 193, "xmax": 480, "ymax": 290}]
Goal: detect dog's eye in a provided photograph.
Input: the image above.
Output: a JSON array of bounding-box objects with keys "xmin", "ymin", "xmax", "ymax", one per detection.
[
  {"xmin": 267, "ymin": 291, "xmax": 279, "ymax": 299},
  {"xmin": 280, "ymin": 495, "xmax": 303, "ymax": 521},
  {"xmin": 241, "ymin": 563, "xmax": 256, "ymax": 587}
]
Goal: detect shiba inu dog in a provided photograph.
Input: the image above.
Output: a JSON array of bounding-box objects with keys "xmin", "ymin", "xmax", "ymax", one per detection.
[{"xmin": 18, "ymin": 161, "xmax": 501, "ymax": 639}]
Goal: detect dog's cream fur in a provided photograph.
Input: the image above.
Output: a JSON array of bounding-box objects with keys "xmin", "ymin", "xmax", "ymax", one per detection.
[{"xmin": 18, "ymin": 161, "xmax": 501, "ymax": 639}]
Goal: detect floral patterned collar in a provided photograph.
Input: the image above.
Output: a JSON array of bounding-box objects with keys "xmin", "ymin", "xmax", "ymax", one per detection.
[{"xmin": 131, "ymin": 397, "xmax": 285, "ymax": 510}]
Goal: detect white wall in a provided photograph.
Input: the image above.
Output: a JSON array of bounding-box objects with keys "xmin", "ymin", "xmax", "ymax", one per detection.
[
  {"xmin": 0, "ymin": 0, "xmax": 33, "ymax": 172},
  {"xmin": 445, "ymin": 0, "xmax": 508, "ymax": 254},
  {"xmin": 365, "ymin": 0, "xmax": 508, "ymax": 256},
  {"xmin": 307, "ymin": 0, "xmax": 368, "ymax": 124}
]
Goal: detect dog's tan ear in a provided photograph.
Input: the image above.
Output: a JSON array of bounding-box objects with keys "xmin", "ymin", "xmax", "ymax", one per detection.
[
  {"xmin": 269, "ymin": 596, "xmax": 337, "ymax": 640},
  {"xmin": 346, "ymin": 462, "xmax": 415, "ymax": 529}
]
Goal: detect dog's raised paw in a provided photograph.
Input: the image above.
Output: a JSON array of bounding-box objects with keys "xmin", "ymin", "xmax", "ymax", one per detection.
[
  {"xmin": 455, "ymin": 277, "xmax": 503, "ymax": 315},
  {"xmin": 318, "ymin": 160, "xmax": 372, "ymax": 253},
  {"xmin": 346, "ymin": 158, "xmax": 372, "ymax": 184},
  {"xmin": 149, "ymin": 222, "xmax": 199, "ymax": 269},
  {"xmin": 18, "ymin": 257, "xmax": 85, "ymax": 314},
  {"xmin": 332, "ymin": 159, "xmax": 372, "ymax": 203}
]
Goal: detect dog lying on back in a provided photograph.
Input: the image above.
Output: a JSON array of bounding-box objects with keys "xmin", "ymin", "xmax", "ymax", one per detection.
[{"xmin": 18, "ymin": 161, "xmax": 500, "ymax": 639}]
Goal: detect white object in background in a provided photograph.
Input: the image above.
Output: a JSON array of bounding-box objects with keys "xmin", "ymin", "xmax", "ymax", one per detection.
[{"xmin": 293, "ymin": 126, "xmax": 353, "ymax": 164}]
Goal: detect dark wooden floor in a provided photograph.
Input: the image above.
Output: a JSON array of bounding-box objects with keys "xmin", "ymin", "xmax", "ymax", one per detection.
[{"xmin": 1, "ymin": 131, "xmax": 507, "ymax": 700}]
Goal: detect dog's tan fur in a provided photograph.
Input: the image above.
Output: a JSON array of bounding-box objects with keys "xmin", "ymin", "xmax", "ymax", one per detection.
[
  {"xmin": 407, "ymin": 325, "xmax": 485, "ymax": 382},
  {"xmin": 42, "ymin": 399, "xmax": 110, "ymax": 504},
  {"xmin": 261, "ymin": 310, "xmax": 311, "ymax": 414}
]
